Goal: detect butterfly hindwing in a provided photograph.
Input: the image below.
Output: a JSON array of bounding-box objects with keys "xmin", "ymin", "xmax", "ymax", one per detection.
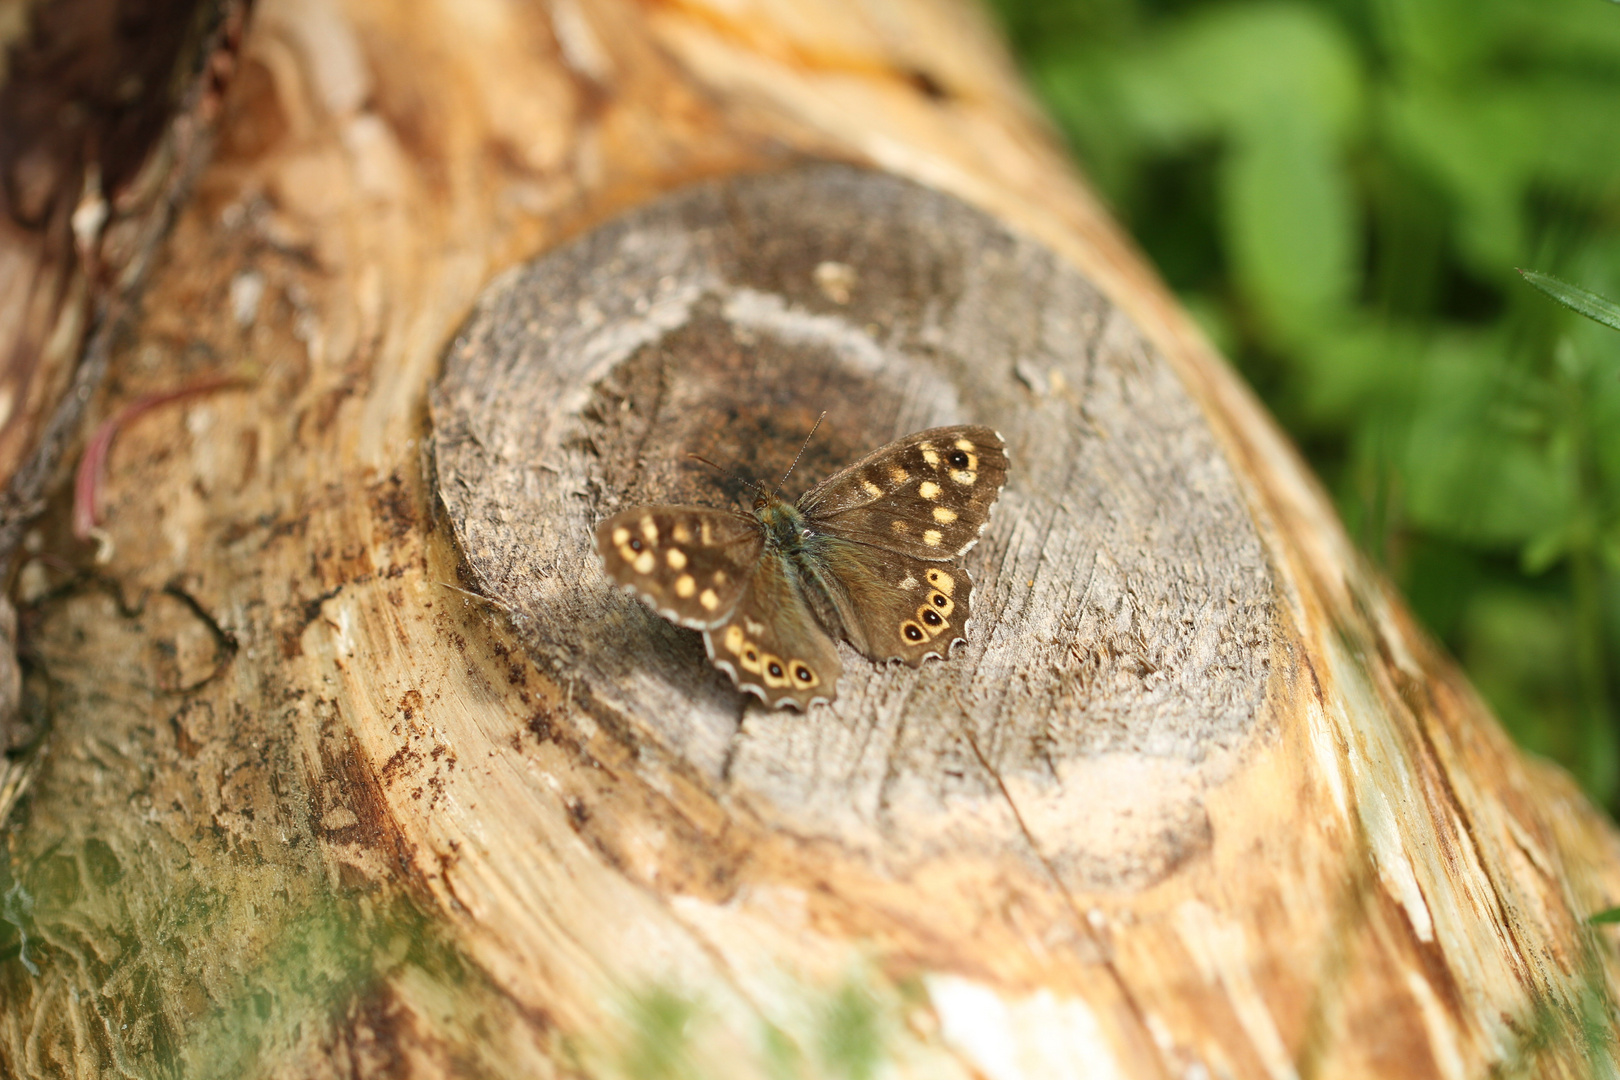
[
  {"xmin": 817, "ymin": 538, "xmax": 976, "ymax": 666},
  {"xmin": 595, "ymin": 506, "xmax": 762, "ymax": 629},
  {"xmin": 703, "ymin": 550, "xmax": 843, "ymax": 709},
  {"xmin": 797, "ymin": 426, "xmax": 1008, "ymax": 560}
]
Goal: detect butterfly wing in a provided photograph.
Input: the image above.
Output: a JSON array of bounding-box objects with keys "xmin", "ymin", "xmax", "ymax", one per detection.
[
  {"xmin": 595, "ymin": 507, "xmax": 762, "ymax": 629},
  {"xmin": 599, "ymin": 426, "xmax": 1009, "ymax": 704},
  {"xmin": 704, "ymin": 550, "xmax": 843, "ymax": 709},
  {"xmin": 814, "ymin": 537, "xmax": 976, "ymax": 666},
  {"xmin": 797, "ymin": 426, "xmax": 1008, "ymax": 560}
]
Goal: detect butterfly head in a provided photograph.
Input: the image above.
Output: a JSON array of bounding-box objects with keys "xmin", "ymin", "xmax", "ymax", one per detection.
[
  {"xmin": 752, "ymin": 485, "xmax": 799, "ymax": 514},
  {"xmin": 755, "ymin": 493, "xmax": 808, "ymax": 548}
]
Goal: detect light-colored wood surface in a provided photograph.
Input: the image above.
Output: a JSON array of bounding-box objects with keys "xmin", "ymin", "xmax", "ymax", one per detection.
[{"xmin": 2, "ymin": 0, "xmax": 1618, "ymax": 1076}]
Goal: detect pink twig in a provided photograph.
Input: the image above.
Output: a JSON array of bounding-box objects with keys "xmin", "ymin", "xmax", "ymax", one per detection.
[{"xmin": 73, "ymin": 375, "xmax": 245, "ymax": 545}]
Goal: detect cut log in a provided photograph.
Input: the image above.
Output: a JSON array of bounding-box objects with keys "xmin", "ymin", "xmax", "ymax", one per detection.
[{"xmin": 2, "ymin": 0, "xmax": 1617, "ymax": 1078}]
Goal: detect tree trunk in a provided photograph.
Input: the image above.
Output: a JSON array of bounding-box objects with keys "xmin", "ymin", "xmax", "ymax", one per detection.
[{"xmin": 3, "ymin": 1, "xmax": 1618, "ymax": 1078}]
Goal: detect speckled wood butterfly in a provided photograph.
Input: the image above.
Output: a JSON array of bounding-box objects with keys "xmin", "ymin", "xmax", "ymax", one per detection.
[{"xmin": 595, "ymin": 425, "xmax": 1009, "ymax": 709}]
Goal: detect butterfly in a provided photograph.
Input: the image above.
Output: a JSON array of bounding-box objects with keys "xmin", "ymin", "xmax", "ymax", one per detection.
[{"xmin": 595, "ymin": 423, "xmax": 1009, "ymax": 708}]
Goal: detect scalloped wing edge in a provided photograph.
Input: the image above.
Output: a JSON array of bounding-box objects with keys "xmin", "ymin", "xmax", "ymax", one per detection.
[
  {"xmin": 595, "ymin": 548, "xmax": 739, "ymax": 631},
  {"xmin": 703, "ymin": 629, "xmax": 837, "ymax": 711}
]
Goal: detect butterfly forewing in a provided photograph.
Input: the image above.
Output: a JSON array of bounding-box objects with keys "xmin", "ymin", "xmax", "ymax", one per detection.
[
  {"xmin": 817, "ymin": 538, "xmax": 976, "ymax": 665},
  {"xmin": 798, "ymin": 426, "xmax": 1008, "ymax": 560},
  {"xmin": 595, "ymin": 507, "xmax": 762, "ymax": 629},
  {"xmin": 704, "ymin": 551, "xmax": 843, "ymax": 709}
]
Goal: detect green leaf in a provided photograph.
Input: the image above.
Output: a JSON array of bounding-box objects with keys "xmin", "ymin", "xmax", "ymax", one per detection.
[
  {"xmin": 1519, "ymin": 269, "xmax": 1620, "ymax": 334},
  {"xmin": 1391, "ymin": 332, "xmax": 1573, "ymax": 547},
  {"xmin": 1523, "ymin": 526, "xmax": 1572, "ymax": 574},
  {"xmin": 1382, "ymin": 84, "xmax": 1534, "ymax": 271},
  {"xmin": 1221, "ymin": 96, "xmax": 1359, "ymax": 338},
  {"xmin": 1117, "ymin": 2, "xmax": 1363, "ymax": 144},
  {"xmin": 1294, "ymin": 322, "xmax": 1423, "ymax": 424},
  {"xmin": 1589, "ymin": 907, "xmax": 1620, "ymax": 925},
  {"xmin": 1520, "ymin": 76, "xmax": 1620, "ymax": 188}
]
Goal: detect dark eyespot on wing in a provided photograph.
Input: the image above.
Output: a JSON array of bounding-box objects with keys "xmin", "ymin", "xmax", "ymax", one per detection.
[{"xmin": 815, "ymin": 537, "xmax": 977, "ymax": 667}]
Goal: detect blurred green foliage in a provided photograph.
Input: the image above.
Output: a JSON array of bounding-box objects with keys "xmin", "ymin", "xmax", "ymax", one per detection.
[{"xmin": 988, "ymin": 0, "xmax": 1620, "ymax": 809}]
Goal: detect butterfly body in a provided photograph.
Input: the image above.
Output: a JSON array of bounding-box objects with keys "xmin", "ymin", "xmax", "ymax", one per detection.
[{"xmin": 596, "ymin": 426, "xmax": 1008, "ymax": 709}]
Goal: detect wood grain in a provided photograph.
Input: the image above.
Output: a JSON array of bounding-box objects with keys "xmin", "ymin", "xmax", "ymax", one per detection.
[
  {"xmin": 0, "ymin": 0, "xmax": 1616, "ymax": 1076},
  {"xmin": 433, "ymin": 167, "xmax": 1275, "ymax": 895}
]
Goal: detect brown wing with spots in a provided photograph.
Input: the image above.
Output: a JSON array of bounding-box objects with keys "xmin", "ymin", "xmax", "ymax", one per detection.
[
  {"xmin": 817, "ymin": 537, "xmax": 976, "ymax": 666},
  {"xmin": 798, "ymin": 425, "xmax": 1008, "ymax": 560},
  {"xmin": 703, "ymin": 550, "xmax": 844, "ymax": 709},
  {"xmin": 595, "ymin": 506, "xmax": 762, "ymax": 629}
]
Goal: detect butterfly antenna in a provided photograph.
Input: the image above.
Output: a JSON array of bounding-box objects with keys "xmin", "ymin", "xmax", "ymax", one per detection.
[
  {"xmin": 686, "ymin": 453, "xmax": 771, "ymax": 499},
  {"xmin": 773, "ymin": 412, "xmax": 826, "ymax": 499}
]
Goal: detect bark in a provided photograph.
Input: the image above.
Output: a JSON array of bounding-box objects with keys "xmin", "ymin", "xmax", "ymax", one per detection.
[
  {"xmin": 2, "ymin": 1, "xmax": 1618, "ymax": 1078},
  {"xmin": 0, "ymin": 0, "xmax": 248, "ymax": 780}
]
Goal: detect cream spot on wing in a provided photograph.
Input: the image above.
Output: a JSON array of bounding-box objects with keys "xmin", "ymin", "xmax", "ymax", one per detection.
[
  {"xmin": 891, "ymin": 520, "xmax": 908, "ymax": 534},
  {"xmin": 951, "ymin": 470, "xmax": 976, "ymax": 486},
  {"xmin": 700, "ymin": 588, "xmax": 720, "ymax": 611},
  {"xmin": 724, "ymin": 625, "xmax": 745, "ymax": 653},
  {"xmin": 933, "ymin": 506, "xmax": 958, "ymax": 523},
  {"xmin": 954, "ymin": 438, "xmax": 975, "ymax": 451},
  {"xmin": 898, "ymin": 574, "xmax": 918, "ymax": 590},
  {"xmin": 673, "ymin": 523, "xmax": 692, "ymax": 544},
  {"xmin": 666, "ymin": 548, "xmax": 688, "ymax": 571},
  {"xmin": 675, "ymin": 575, "xmax": 696, "ymax": 598},
  {"xmin": 918, "ymin": 481, "xmax": 941, "ymax": 500},
  {"xmin": 917, "ymin": 441, "xmax": 935, "ymax": 451},
  {"xmin": 862, "ymin": 478, "xmax": 883, "ymax": 497},
  {"xmin": 611, "ymin": 526, "xmax": 631, "ymax": 546},
  {"xmin": 889, "ymin": 466, "xmax": 910, "ymax": 484},
  {"xmin": 713, "ymin": 569, "xmax": 729, "ymax": 585},
  {"xmin": 922, "ymin": 449, "xmax": 941, "ymax": 466},
  {"xmin": 745, "ymin": 618, "xmax": 765, "ymax": 636},
  {"xmin": 700, "ymin": 520, "xmax": 714, "ymax": 544},
  {"xmin": 641, "ymin": 518, "xmax": 659, "ymax": 542},
  {"xmin": 924, "ymin": 529, "xmax": 943, "ymax": 547},
  {"xmin": 633, "ymin": 551, "xmax": 656, "ymax": 574},
  {"xmin": 926, "ymin": 568, "xmax": 956, "ymax": 595}
]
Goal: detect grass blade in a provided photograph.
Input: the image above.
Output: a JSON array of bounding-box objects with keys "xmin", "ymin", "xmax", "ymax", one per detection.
[{"xmin": 1519, "ymin": 269, "xmax": 1620, "ymax": 333}]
